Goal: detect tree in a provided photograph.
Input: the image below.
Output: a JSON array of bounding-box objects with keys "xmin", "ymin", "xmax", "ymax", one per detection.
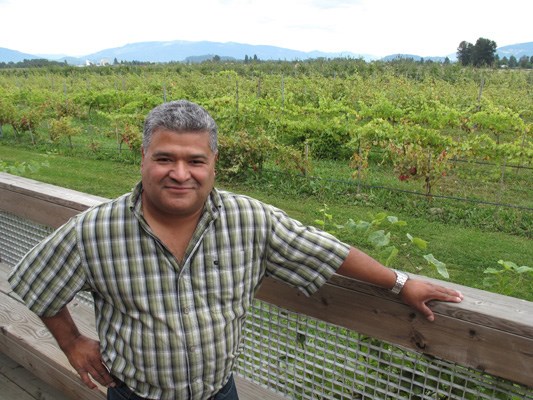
[
  {"xmin": 457, "ymin": 38, "xmax": 497, "ymax": 67},
  {"xmin": 519, "ymin": 55, "xmax": 531, "ymax": 69},
  {"xmin": 509, "ymin": 55, "xmax": 518, "ymax": 68},
  {"xmin": 500, "ymin": 56, "xmax": 509, "ymax": 67},
  {"xmin": 457, "ymin": 41, "xmax": 474, "ymax": 66},
  {"xmin": 472, "ymin": 37, "xmax": 497, "ymax": 67}
]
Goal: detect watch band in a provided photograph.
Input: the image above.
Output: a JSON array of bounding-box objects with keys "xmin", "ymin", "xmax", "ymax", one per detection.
[{"xmin": 391, "ymin": 270, "xmax": 409, "ymax": 295}]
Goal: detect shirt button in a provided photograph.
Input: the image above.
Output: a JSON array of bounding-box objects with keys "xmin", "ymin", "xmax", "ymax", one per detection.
[
  {"xmin": 183, "ymin": 306, "xmax": 191, "ymax": 314},
  {"xmin": 190, "ymin": 346, "xmax": 197, "ymax": 352}
]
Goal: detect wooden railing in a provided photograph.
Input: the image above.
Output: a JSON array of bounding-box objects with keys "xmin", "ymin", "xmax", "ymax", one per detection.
[{"xmin": 0, "ymin": 172, "xmax": 532, "ymax": 398}]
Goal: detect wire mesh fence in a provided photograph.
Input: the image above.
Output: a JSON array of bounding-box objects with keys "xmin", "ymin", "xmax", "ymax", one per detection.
[
  {"xmin": 1, "ymin": 210, "xmax": 532, "ymax": 400},
  {"xmin": 237, "ymin": 300, "xmax": 532, "ymax": 400}
]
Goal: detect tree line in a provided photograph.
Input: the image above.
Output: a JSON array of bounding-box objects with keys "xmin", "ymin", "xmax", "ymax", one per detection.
[{"xmin": 457, "ymin": 37, "xmax": 533, "ymax": 69}]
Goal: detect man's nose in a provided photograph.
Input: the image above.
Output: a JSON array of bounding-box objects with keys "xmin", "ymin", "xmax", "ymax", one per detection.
[{"xmin": 169, "ymin": 162, "xmax": 190, "ymax": 181}]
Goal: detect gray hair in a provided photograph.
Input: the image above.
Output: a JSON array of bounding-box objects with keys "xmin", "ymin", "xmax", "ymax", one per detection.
[{"xmin": 143, "ymin": 100, "xmax": 218, "ymax": 153}]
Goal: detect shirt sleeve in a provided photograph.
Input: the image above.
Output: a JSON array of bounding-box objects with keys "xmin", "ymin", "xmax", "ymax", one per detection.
[
  {"xmin": 8, "ymin": 217, "xmax": 88, "ymax": 317},
  {"xmin": 264, "ymin": 207, "xmax": 350, "ymax": 296}
]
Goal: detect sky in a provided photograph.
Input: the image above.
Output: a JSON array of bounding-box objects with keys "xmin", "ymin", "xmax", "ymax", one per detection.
[{"xmin": 0, "ymin": 0, "xmax": 531, "ymax": 58}]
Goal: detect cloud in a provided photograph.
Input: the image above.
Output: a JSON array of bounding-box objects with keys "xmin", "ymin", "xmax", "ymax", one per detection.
[
  {"xmin": 309, "ymin": 0, "xmax": 361, "ymax": 8},
  {"xmin": 0, "ymin": 0, "xmax": 531, "ymax": 58}
]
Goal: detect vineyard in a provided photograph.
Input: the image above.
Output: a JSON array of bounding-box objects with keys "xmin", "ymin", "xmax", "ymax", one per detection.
[{"xmin": 0, "ymin": 60, "xmax": 532, "ymax": 241}]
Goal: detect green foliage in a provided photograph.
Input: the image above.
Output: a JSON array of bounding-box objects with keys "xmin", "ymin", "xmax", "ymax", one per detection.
[
  {"xmin": 48, "ymin": 117, "xmax": 82, "ymax": 148},
  {"xmin": 0, "ymin": 159, "xmax": 49, "ymax": 174},
  {"xmin": 0, "ymin": 60, "xmax": 530, "ymax": 238},
  {"xmin": 457, "ymin": 37, "xmax": 497, "ymax": 67},
  {"xmin": 217, "ymin": 130, "xmax": 310, "ymax": 180},
  {"xmin": 483, "ymin": 260, "xmax": 533, "ymax": 296},
  {"xmin": 316, "ymin": 205, "xmax": 450, "ymax": 278}
]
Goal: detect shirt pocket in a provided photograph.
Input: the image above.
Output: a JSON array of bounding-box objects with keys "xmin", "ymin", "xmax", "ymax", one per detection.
[{"xmin": 201, "ymin": 249, "xmax": 259, "ymax": 315}]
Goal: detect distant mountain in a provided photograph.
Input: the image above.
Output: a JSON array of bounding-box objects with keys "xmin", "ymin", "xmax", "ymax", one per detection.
[
  {"xmin": 78, "ymin": 40, "xmax": 371, "ymax": 64},
  {"xmin": 0, "ymin": 47, "xmax": 39, "ymax": 63},
  {"xmin": 380, "ymin": 54, "xmax": 448, "ymax": 62},
  {"xmin": 1, "ymin": 40, "xmax": 532, "ymax": 65},
  {"xmin": 496, "ymin": 42, "xmax": 533, "ymax": 59}
]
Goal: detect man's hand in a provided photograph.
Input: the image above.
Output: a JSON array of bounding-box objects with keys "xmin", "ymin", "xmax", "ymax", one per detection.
[
  {"xmin": 40, "ymin": 307, "xmax": 115, "ymax": 390},
  {"xmin": 400, "ymin": 280, "xmax": 463, "ymax": 322},
  {"xmin": 62, "ymin": 334, "xmax": 116, "ymax": 389}
]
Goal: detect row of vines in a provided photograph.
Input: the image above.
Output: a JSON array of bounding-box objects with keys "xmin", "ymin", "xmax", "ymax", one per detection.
[{"xmin": 0, "ymin": 60, "xmax": 532, "ymax": 231}]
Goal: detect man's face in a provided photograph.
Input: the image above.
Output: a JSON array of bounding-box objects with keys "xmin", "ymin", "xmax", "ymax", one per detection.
[{"xmin": 141, "ymin": 128, "xmax": 216, "ymax": 219}]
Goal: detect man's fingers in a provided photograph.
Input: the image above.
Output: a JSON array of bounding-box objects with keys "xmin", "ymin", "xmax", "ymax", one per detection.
[
  {"xmin": 76, "ymin": 369, "xmax": 97, "ymax": 389},
  {"xmin": 432, "ymin": 285, "xmax": 464, "ymax": 302},
  {"xmin": 402, "ymin": 280, "xmax": 464, "ymax": 323},
  {"xmin": 76, "ymin": 361, "xmax": 115, "ymax": 389},
  {"xmin": 86, "ymin": 364, "xmax": 116, "ymax": 388}
]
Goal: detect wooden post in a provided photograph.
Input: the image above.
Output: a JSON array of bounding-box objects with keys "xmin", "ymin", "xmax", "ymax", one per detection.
[
  {"xmin": 235, "ymin": 78, "xmax": 239, "ymax": 117},
  {"xmin": 281, "ymin": 75, "xmax": 285, "ymax": 111},
  {"xmin": 425, "ymin": 150, "xmax": 432, "ymax": 199},
  {"xmin": 476, "ymin": 77, "xmax": 485, "ymax": 110},
  {"xmin": 499, "ymin": 157, "xmax": 507, "ymax": 204}
]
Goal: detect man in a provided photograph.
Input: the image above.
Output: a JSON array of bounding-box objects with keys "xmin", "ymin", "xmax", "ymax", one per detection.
[{"xmin": 9, "ymin": 100, "xmax": 463, "ymax": 400}]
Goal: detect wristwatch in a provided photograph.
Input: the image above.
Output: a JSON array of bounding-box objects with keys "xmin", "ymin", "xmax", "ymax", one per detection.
[{"xmin": 390, "ymin": 270, "xmax": 409, "ymax": 295}]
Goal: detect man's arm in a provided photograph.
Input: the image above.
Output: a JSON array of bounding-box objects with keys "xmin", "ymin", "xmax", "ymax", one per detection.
[
  {"xmin": 336, "ymin": 247, "xmax": 463, "ymax": 321},
  {"xmin": 40, "ymin": 307, "xmax": 115, "ymax": 389}
]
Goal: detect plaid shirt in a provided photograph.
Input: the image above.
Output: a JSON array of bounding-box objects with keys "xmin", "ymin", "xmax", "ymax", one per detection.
[{"xmin": 9, "ymin": 183, "xmax": 350, "ymax": 399}]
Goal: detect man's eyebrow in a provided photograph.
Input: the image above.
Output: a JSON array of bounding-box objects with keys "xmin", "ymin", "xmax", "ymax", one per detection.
[
  {"xmin": 151, "ymin": 151, "xmax": 210, "ymax": 159},
  {"xmin": 151, "ymin": 151, "xmax": 174, "ymax": 158}
]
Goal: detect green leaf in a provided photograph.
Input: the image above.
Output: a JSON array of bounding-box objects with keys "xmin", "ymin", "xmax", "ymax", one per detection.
[
  {"xmin": 483, "ymin": 267, "xmax": 502, "ymax": 275},
  {"xmin": 424, "ymin": 254, "xmax": 449, "ymax": 279},
  {"xmin": 483, "ymin": 276, "xmax": 497, "ymax": 288},
  {"xmin": 354, "ymin": 220, "xmax": 371, "ymax": 233},
  {"xmin": 368, "ymin": 230, "xmax": 390, "ymax": 248},
  {"xmin": 343, "ymin": 218, "xmax": 357, "ymax": 230},
  {"xmin": 407, "ymin": 233, "xmax": 428, "ymax": 250},
  {"xmin": 314, "ymin": 219, "xmax": 325, "ymax": 227},
  {"xmin": 386, "ymin": 216, "xmax": 399, "ymax": 224},
  {"xmin": 380, "ymin": 246, "xmax": 399, "ymax": 267},
  {"xmin": 371, "ymin": 212, "xmax": 387, "ymax": 225},
  {"xmin": 516, "ymin": 266, "xmax": 533, "ymax": 274},
  {"xmin": 498, "ymin": 260, "xmax": 517, "ymax": 271},
  {"xmin": 386, "ymin": 215, "xmax": 408, "ymax": 227}
]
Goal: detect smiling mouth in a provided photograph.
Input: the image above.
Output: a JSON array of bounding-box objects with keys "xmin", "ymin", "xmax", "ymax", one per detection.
[{"xmin": 165, "ymin": 185, "xmax": 194, "ymax": 191}]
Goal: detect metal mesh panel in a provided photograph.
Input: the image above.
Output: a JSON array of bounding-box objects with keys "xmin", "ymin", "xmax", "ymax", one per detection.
[
  {"xmin": 0, "ymin": 211, "xmax": 53, "ymax": 266},
  {"xmin": 0, "ymin": 210, "xmax": 94, "ymax": 305},
  {"xmin": 236, "ymin": 301, "xmax": 533, "ymax": 399},
  {"xmin": 2, "ymin": 210, "xmax": 532, "ymax": 399}
]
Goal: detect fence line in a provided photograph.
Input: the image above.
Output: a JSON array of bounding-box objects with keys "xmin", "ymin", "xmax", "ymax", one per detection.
[{"xmin": 262, "ymin": 169, "xmax": 533, "ymax": 212}]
